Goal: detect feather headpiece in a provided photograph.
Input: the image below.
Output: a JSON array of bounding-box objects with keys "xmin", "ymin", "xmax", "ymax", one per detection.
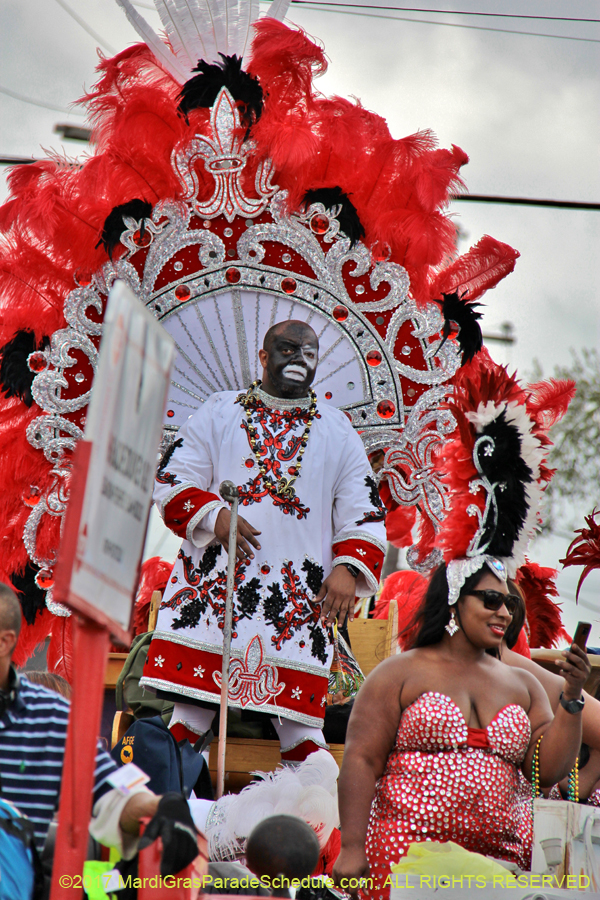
[
  {"xmin": 431, "ymin": 352, "xmax": 575, "ymax": 602},
  {"xmin": 515, "ymin": 560, "xmax": 570, "ymax": 649},
  {"xmin": 560, "ymin": 508, "xmax": 600, "ymax": 601}
]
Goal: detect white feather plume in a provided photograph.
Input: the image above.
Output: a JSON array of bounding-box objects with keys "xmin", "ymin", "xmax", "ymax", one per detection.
[
  {"xmin": 206, "ymin": 749, "xmax": 340, "ymax": 860},
  {"xmin": 115, "ymin": 0, "xmax": 282, "ymax": 81},
  {"xmin": 114, "ymin": 0, "xmax": 189, "ymax": 82}
]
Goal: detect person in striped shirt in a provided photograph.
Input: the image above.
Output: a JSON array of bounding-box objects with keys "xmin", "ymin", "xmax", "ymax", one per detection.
[{"xmin": 0, "ymin": 583, "xmax": 161, "ymax": 856}]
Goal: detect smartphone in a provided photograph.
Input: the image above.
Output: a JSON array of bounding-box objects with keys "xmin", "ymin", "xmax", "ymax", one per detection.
[{"xmin": 572, "ymin": 621, "xmax": 591, "ymax": 652}]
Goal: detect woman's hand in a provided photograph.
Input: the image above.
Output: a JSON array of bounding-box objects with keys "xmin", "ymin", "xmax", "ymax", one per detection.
[
  {"xmin": 557, "ymin": 643, "xmax": 591, "ymax": 699},
  {"xmin": 333, "ymin": 847, "xmax": 370, "ymax": 897}
]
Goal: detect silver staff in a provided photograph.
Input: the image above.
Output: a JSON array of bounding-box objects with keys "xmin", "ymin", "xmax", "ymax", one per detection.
[{"xmin": 216, "ymin": 480, "xmax": 239, "ymax": 799}]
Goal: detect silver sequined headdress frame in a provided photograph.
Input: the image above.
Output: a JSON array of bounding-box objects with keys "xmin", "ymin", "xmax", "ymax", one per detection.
[{"xmin": 446, "ymin": 555, "xmax": 507, "ymax": 606}]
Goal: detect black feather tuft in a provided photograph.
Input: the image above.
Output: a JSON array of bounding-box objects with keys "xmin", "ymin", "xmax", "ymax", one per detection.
[
  {"xmin": 476, "ymin": 410, "xmax": 533, "ymax": 557},
  {"xmin": 98, "ymin": 199, "xmax": 153, "ymax": 259},
  {"xmin": 178, "ymin": 54, "xmax": 263, "ymax": 129},
  {"xmin": 11, "ymin": 562, "xmax": 47, "ymax": 625},
  {"xmin": 434, "ymin": 291, "xmax": 483, "ymax": 365},
  {"xmin": 303, "ymin": 187, "xmax": 365, "ymax": 247},
  {"xmin": 0, "ymin": 330, "xmax": 49, "ymax": 407}
]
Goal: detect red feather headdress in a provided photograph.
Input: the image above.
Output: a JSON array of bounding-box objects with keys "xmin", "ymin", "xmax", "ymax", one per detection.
[
  {"xmin": 515, "ymin": 560, "xmax": 570, "ymax": 649},
  {"xmin": 422, "ymin": 351, "xmax": 575, "ymax": 600},
  {"xmin": 560, "ymin": 508, "xmax": 600, "ymax": 601}
]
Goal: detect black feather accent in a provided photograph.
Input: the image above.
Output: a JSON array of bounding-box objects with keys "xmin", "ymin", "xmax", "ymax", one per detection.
[
  {"xmin": 476, "ymin": 409, "xmax": 533, "ymax": 558},
  {"xmin": 11, "ymin": 563, "xmax": 46, "ymax": 625},
  {"xmin": 303, "ymin": 187, "xmax": 365, "ymax": 247},
  {"xmin": 178, "ymin": 55, "xmax": 263, "ymax": 129},
  {"xmin": 98, "ymin": 199, "xmax": 153, "ymax": 258},
  {"xmin": 433, "ymin": 291, "xmax": 483, "ymax": 365},
  {"xmin": 0, "ymin": 330, "xmax": 49, "ymax": 407}
]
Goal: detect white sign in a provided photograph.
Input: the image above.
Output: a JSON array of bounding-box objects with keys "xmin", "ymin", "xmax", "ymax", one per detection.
[{"xmin": 68, "ymin": 280, "xmax": 175, "ymax": 635}]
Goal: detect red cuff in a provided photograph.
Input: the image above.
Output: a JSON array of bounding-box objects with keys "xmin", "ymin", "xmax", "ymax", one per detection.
[
  {"xmin": 163, "ymin": 487, "xmax": 221, "ymax": 538},
  {"xmin": 332, "ymin": 539, "xmax": 384, "ymax": 581}
]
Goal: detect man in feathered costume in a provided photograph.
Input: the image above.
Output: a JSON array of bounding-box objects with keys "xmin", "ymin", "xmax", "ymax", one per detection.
[{"xmin": 0, "ymin": 0, "xmax": 520, "ymax": 713}]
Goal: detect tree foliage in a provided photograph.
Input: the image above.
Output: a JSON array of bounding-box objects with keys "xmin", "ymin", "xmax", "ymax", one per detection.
[{"xmin": 539, "ymin": 348, "xmax": 600, "ymax": 533}]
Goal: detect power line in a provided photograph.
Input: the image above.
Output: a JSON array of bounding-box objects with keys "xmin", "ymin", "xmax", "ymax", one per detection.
[
  {"xmin": 290, "ymin": 3, "xmax": 600, "ymax": 23},
  {"xmin": 0, "ymin": 83, "xmax": 85, "ymax": 116},
  {"xmin": 52, "ymin": 0, "xmax": 117, "ymax": 55},
  {"xmin": 288, "ymin": 2, "xmax": 600, "ymax": 42},
  {"xmin": 452, "ymin": 194, "xmax": 600, "ymax": 211}
]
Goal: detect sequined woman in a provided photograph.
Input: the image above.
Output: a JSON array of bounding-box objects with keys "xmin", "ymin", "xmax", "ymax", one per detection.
[{"xmin": 334, "ymin": 560, "xmax": 590, "ymax": 900}]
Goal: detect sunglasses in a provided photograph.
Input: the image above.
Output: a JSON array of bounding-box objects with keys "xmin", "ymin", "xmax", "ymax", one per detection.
[{"xmin": 464, "ymin": 589, "xmax": 519, "ymax": 616}]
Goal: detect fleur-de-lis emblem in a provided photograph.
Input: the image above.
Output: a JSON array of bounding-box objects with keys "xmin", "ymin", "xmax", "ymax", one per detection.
[
  {"xmin": 173, "ymin": 88, "xmax": 276, "ymax": 223},
  {"xmin": 213, "ymin": 635, "xmax": 285, "ymax": 708}
]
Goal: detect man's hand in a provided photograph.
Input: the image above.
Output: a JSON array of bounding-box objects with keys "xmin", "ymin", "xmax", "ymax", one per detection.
[
  {"xmin": 316, "ymin": 565, "xmax": 357, "ymax": 627},
  {"xmin": 558, "ymin": 643, "xmax": 591, "ymax": 699},
  {"xmin": 215, "ymin": 508, "xmax": 261, "ymax": 561}
]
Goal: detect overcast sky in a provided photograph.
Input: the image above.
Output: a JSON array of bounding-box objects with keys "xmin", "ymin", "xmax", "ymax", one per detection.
[{"xmin": 1, "ymin": 1, "xmax": 599, "ymax": 640}]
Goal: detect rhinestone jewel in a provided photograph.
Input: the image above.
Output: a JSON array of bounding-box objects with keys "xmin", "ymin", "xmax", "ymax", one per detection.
[
  {"xmin": 133, "ymin": 229, "xmax": 152, "ymax": 247},
  {"xmin": 166, "ymin": 409, "xmax": 175, "ymax": 418},
  {"xmin": 27, "ymin": 351, "xmax": 48, "ymax": 373},
  {"xmin": 332, "ymin": 305, "xmax": 349, "ymax": 322},
  {"xmin": 325, "ymin": 391, "xmax": 332, "ymax": 399},
  {"xmin": 35, "ymin": 568, "xmax": 54, "ymax": 590},
  {"xmin": 261, "ymin": 565, "xmax": 270, "ymax": 575},
  {"xmin": 22, "ymin": 486, "xmax": 41, "ymax": 507},
  {"xmin": 366, "ymin": 350, "xmax": 382, "ymax": 367},
  {"xmin": 175, "ymin": 284, "xmax": 191, "ymax": 302},
  {"xmin": 310, "ymin": 214, "xmax": 329, "ymax": 234},
  {"xmin": 281, "ymin": 276, "xmax": 297, "ymax": 294},
  {"xmin": 245, "ymin": 458, "xmax": 255, "ymax": 468},
  {"xmin": 377, "ymin": 399, "xmax": 395, "ymax": 419},
  {"xmin": 225, "ymin": 267, "xmax": 241, "ymax": 284}
]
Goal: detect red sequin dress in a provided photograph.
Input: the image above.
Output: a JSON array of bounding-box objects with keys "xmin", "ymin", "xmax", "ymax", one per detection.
[{"xmin": 363, "ymin": 692, "xmax": 533, "ymax": 900}]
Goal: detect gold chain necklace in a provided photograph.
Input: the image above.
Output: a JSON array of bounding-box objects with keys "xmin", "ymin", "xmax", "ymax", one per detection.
[{"xmin": 241, "ymin": 380, "xmax": 317, "ymax": 500}]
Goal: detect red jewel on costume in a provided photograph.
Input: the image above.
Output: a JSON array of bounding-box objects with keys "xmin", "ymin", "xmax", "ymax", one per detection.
[
  {"xmin": 281, "ymin": 277, "xmax": 297, "ymax": 294},
  {"xmin": 27, "ymin": 352, "xmax": 47, "ymax": 373},
  {"xmin": 260, "ymin": 564, "xmax": 270, "ymax": 575},
  {"xmin": 225, "ymin": 267, "xmax": 241, "ymax": 284},
  {"xmin": 166, "ymin": 410, "xmax": 175, "ymax": 418},
  {"xmin": 377, "ymin": 399, "xmax": 395, "ymax": 419},
  {"xmin": 310, "ymin": 214, "xmax": 329, "ymax": 234},
  {"xmin": 332, "ymin": 305, "xmax": 348, "ymax": 322},
  {"xmin": 175, "ymin": 284, "xmax": 191, "ymax": 302},
  {"xmin": 325, "ymin": 391, "xmax": 332, "ymax": 399},
  {"xmin": 245, "ymin": 458, "xmax": 255, "ymax": 468},
  {"xmin": 35, "ymin": 568, "xmax": 54, "ymax": 590},
  {"xmin": 22, "ymin": 486, "xmax": 41, "ymax": 507},
  {"xmin": 133, "ymin": 229, "xmax": 152, "ymax": 247},
  {"xmin": 366, "ymin": 350, "xmax": 382, "ymax": 367}
]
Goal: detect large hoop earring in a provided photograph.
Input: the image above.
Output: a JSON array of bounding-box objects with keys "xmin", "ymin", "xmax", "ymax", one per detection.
[{"xmin": 445, "ymin": 607, "xmax": 459, "ymax": 637}]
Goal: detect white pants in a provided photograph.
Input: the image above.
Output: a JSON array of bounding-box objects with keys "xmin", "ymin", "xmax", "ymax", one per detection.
[{"xmin": 170, "ymin": 701, "xmax": 326, "ymax": 754}]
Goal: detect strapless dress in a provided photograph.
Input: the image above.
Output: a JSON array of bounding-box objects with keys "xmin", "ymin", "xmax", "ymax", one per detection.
[{"xmin": 363, "ymin": 692, "xmax": 533, "ymax": 900}]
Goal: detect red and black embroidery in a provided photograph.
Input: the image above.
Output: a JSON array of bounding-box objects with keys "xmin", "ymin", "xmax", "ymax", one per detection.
[
  {"xmin": 355, "ymin": 474, "xmax": 387, "ymax": 526},
  {"xmin": 263, "ymin": 559, "xmax": 329, "ymax": 663},
  {"xmin": 235, "ymin": 396, "xmax": 320, "ymax": 520},
  {"xmin": 167, "ymin": 549, "xmax": 260, "ymax": 636},
  {"xmin": 238, "ymin": 474, "xmax": 309, "ymax": 519},
  {"xmin": 156, "ymin": 437, "xmax": 183, "ymax": 486},
  {"xmin": 179, "ymin": 544, "xmax": 222, "ymax": 586}
]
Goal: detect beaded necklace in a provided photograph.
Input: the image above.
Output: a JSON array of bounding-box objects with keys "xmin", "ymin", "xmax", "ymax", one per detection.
[{"xmin": 241, "ymin": 380, "xmax": 317, "ymax": 500}]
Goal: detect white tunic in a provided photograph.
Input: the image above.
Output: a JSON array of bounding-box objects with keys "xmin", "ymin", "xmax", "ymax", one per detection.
[{"xmin": 140, "ymin": 387, "xmax": 386, "ymax": 726}]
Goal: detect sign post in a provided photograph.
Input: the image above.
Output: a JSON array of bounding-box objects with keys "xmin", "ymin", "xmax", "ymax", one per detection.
[{"xmin": 49, "ymin": 281, "xmax": 175, "ymax": 898}]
